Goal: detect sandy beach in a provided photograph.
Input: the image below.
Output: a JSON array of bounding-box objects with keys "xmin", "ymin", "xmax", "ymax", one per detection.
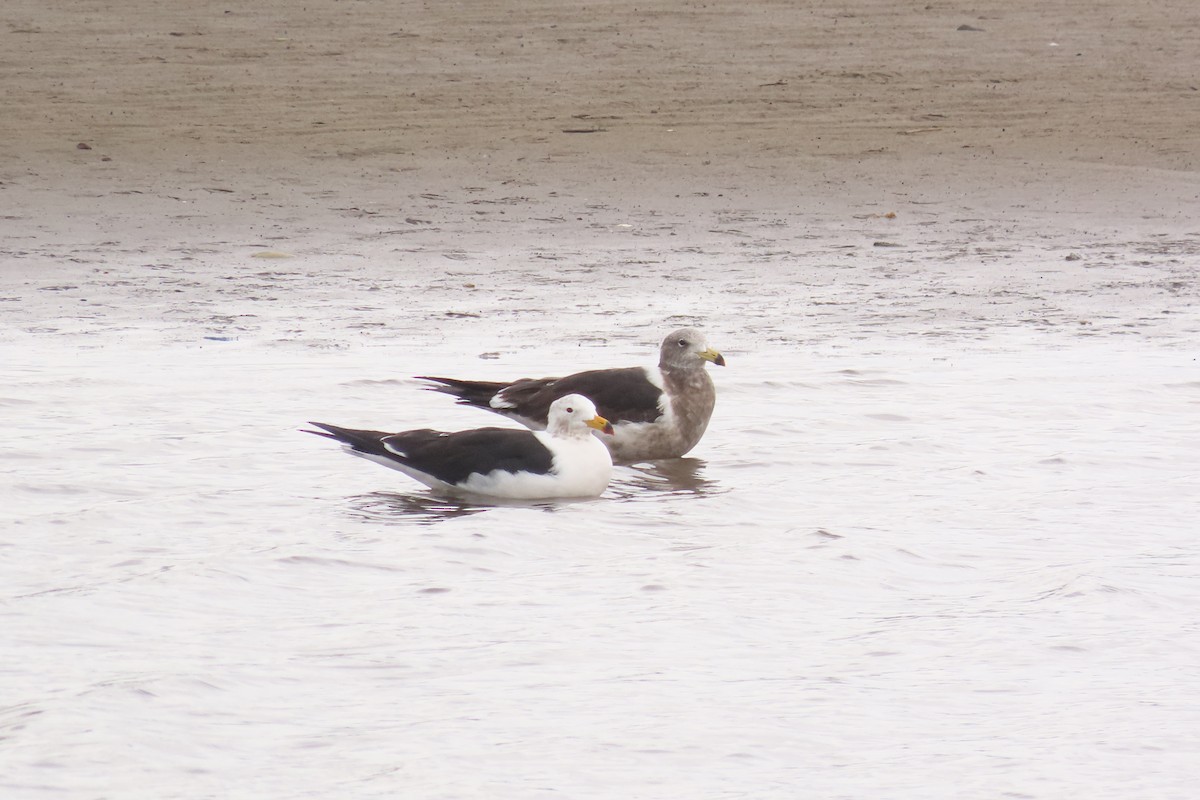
[{"xmin": 4, "ymin": 0, "xmax": 1199, "ymax": 305}]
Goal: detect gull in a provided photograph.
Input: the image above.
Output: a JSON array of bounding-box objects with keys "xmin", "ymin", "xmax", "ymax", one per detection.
[
  {"xmin": 418, "ymin": 328, "xmax": 724, "ymax": 462},
  {"xmin": 305, "ymin": 394, "xmax": 614, "ymax": 499}
]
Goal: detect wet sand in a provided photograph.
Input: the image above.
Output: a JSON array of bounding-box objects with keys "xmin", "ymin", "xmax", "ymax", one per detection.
[{"xmin": 4, "ymin": 0, "xmax": 1199, "ymax": 320}]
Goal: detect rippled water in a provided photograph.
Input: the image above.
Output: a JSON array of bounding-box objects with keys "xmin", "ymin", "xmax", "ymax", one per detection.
[{"xmin": 3, "ymin": 255, "xmax": 1199, "ymax": 798}]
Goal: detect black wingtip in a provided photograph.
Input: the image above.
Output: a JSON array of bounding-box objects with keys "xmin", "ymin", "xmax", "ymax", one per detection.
[
  {"xmin": 415, "ymin": 375, "xmax": 507, "ymax": 410},
  {"xmin": 416, "ymin": 376, "xmax": 467, "ymax": 396},
  {"xmin": 302, "ymin": 422, "xmax": 339, "ymax": 440}
]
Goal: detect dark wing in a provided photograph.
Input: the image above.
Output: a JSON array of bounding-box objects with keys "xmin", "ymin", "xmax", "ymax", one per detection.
[
  {"xmin": 304, "ymin": 422, "xmax": 400, "ymax": 457},
  {"xmin": 416, "ymin": 376, "xmax": 511, "ymax": 411},
  {"xmin": 497, "ymin": 367, "xmax": 665, "ymax": 426},
  {"xmin": 382, "ymin": 427, "xmax": 554, "ymax": 485}
]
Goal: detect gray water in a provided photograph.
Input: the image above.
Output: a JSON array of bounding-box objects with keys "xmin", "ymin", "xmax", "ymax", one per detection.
[{"xmin": 3, "ymin": 250, "xmax": 1199, "ymax": 799}]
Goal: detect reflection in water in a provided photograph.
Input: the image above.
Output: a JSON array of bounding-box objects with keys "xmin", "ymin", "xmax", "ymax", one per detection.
[
  {"xmin": 609, "ymin": 457, "xmax": 724, "ymax": 500},
  {"xmin": 344, "ymin": 490, "xmax": 562, "ymax": 525},
  {"xmin": 339, "ymin": 461, "xmax": 719, "ymax": 522}
]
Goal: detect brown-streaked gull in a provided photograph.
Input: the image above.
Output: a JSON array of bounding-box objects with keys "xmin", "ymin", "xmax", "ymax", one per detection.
[{"xmin": 418, "ymin": 328, "xmax": 725, "ymax": 463}]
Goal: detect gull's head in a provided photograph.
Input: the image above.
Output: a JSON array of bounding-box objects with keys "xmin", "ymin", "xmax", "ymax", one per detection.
[
  {"xmin": 660, "ymin": 328, "xmax": 726, "ymax": 370},
  {"xmin": 548, "ymin": 394, "xmax": 614, "ymax": 438}
]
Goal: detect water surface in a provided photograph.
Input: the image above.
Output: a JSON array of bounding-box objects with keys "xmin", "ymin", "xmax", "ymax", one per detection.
[{"xmin": 2, "ymin": 254, "xmax": 1198, "ymax": 799}]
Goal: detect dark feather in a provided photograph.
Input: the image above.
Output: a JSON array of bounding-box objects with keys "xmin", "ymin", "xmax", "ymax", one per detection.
[
  {"xmin": 416, "ymin": 376, "xmax": 509, "ymax": 410},
  {"xmin": 306, "ymin": 422, "xmax": 554, "ymax": 486},
  {"xmin": 304, "ymin": 422, "xmax": 396, "ymax": 457},
  {"xmin": 420, "ymin": 367, "xmax": 664, "ymax": 426}
]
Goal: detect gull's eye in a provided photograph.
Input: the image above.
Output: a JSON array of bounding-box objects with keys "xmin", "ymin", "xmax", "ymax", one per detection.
[
  {"xmin": 565, "ymin": 407, "xmax": 574, "ymax": 414},
  {"xmin": 677, "ymin": 339, "xmax": 688, "ymax": 347}
]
